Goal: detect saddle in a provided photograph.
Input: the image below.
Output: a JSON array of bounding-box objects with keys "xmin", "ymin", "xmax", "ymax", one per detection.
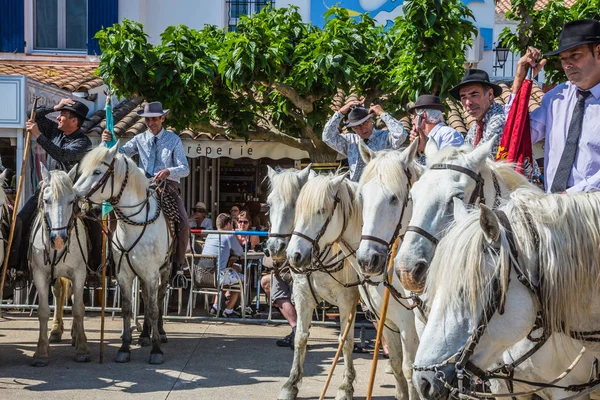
[{"xmin": 155, "ymin": 183, "xmax": 180, "ymax": 225}]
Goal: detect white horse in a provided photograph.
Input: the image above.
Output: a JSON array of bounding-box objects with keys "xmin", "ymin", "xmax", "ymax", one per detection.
[
  {"xmin": 29, "ymin": 165, "xmax": 90, "ymax": 366},
  {"xmin": 353, "ymin": 141, "xmax": 423, "ymax": 400},
  {"xmin": 287, "ymin": 172, "xmax": 419, "ymax": 400},
  {"xmin": 413, "ymin": 189, "xmax": 600, "ymax": 399},
  {"xmin": 266, "ymin": 165, "xmax": 360, "ymax": 400},
  {"xmin": 395, "ymin": 138, "xmax": 538, "ymax": 293},
  {"xmin": 74, "ymin": 145, "xmax": 172, "ymax": 364}
]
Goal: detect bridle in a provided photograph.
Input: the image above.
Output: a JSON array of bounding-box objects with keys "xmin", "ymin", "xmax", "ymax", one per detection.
[
  {"xmin": 413, "ymin": 210, "xmax": 600, "ymax": 399},
  {"xmin": 360, "ymin": 166, "xmax": 414, "ymax": 257},
  {"xmin": 405, "ymin": 162, "xmax": 500, "ymax": 247}
]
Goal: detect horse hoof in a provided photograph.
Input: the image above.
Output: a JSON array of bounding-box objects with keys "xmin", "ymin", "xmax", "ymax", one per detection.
[
  {"xmin": 335, "ymin": 392, "xmax": 353, "ymax": 400},
  {"xmin": 160, "ymin": 334, "xmax": 168, "ymax": 344},
  {"xmin": 277, "ymin": 387, "xmax": 298, "ymax": 400},
  {"xmin": 138, "ymin": 337, "xmax": 151, "ymax": 347},
  {"xmin": 149, "ymin": 353, "xmax": 164, "ymax": 365},
  {"xmin": 74, "ymin": 353, "xmax": 91, "ymax": 363},
  {"xmin": 115, "ymin": 351, "xmax": 131, "ymax": 363},
  {"xmin": 31, "ymin": 357, "xmax": 49, "ymax": 367},
  {"xmin": 48, "ymin": 332, "xmax": 62, "ymax": 343}
]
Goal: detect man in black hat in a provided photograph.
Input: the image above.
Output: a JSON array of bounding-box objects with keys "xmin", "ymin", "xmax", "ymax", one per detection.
[
  {"xmin": 408, "ymin": 94, "xmax": 464, "ymax": 163},
  {"xmin": 511, "ymin": 19, "xmax": 600, "ymax": 193},
  {"xmin": 449, "ymin": 69, "xmax": 505, "ymax": 157},
  {"xmin": 9, "ymin": 98, "xmax": 95, "ymax": 280},
  {"xmin": 323, "ymin": 99, "xmax": 407, "ymax": 181},
  {"xmin": 102, "ymin": 101, "xmax": 190, "ymax": 271}
]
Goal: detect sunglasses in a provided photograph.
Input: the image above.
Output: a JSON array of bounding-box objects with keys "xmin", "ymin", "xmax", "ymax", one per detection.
[
  {"xmin": 238, "ymin": 220, "xmax": 250, "ymax": 224},
  {"xmin": 194, "ymin": 208, "xmax": 206, "ymax": 212}
]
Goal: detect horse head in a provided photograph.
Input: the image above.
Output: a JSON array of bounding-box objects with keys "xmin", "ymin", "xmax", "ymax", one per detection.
[
  {"xmin": 395, "ymin": 139, "xmax": 495, "ymax": 293},
  {"xmin": 39, "ymin": 163, "xmax": 79, "ymax": 251},
  {"xmin": 286, "ymin": 172, "xmax": 355, "ymax": 270},
  {"xmin": 264, "ymin": 164, "xmax": 314, "ymax": 261},
  {"xmin": 356, "ymin": 139, "xmax": 420, "ymax": 277}
]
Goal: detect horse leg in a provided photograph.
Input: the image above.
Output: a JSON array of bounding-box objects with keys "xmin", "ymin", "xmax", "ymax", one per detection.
[
  {"xmin": 145, "ymin": 276, "xmax": 164, "ymax": 365},
  {"xmin": 137, "ymin": 281, "xmax": 151, "ymax": 347},
  {"xmin": 278, "ymin": 283, "xmax": 316, "ymax": 400},
  {"xmin": 334, "ymin": 292, "xmax": 357, "ymax": 400},
  {"xmin": 398, "ymin": 318, "xmax": 420, "ymax": 400},
  {"xmin": 157, "ymin": 264, "xmax": 170, "ymax": 343},
  {"xmin": 32, "ymin": 273, "xmax": 51, "ymax": 367},
  {"xmin": 383, "ymin": 325, "xmax": 408, "ymax": 400},
  {"xmin": 115, "ymin": 271, "xmax": 134, "ymax": 363},
  {"xmin": 49, "ymin": 278, "xmax": 67, "ymax": 343},
  {"xmin": 71, "ymin": 273, "xmax": 90, "ymax": 363}
]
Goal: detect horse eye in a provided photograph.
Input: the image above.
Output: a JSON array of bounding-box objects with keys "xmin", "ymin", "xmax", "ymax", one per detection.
[
  {"xmin": 390, "ymin": 195, "xmax": 398, "ymax": 204},
  {"xmin": 93, "ymin": 169, "xmax": 102, "ymax": 175}
]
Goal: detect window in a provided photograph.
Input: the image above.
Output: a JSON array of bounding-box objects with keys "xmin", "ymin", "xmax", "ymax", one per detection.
[
  {"xmin": 226, "ymin": 0, "xmax": 273, "ymax": 32},
  {"xmin": 34, "ymin": 0, "xmax": 87, "ymax": 51}
]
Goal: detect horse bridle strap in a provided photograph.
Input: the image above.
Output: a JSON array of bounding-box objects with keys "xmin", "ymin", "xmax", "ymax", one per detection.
[
  {"xmin": 430, "ymin": 163, "xmax": 485, "ymax": 205},
  {"xmin": 404, "ymin": 226, "xmax": 439, "ymax": 246},
  {"xmin": 268, "ymin": 233, "xmax": 292, "ymax": 238}
]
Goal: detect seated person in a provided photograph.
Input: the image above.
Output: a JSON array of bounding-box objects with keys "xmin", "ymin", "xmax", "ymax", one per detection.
[
  {"xmin": 201, "ymin": 213, "xmax": 244, "ymax": 318},
  {"xmin": 230, "ymin": 204, "xmax": 242, "ymax": 223},
  {"xmin": 236, "ymin": 211, "xmax": 260, "ymax": 249},
  {"xmin": 260, "ymin": 257, "xmax": 297, "ymax": 348},
  {"xmin": 189, "ymin": 201, "xmax": 213, "ymax": 229}
]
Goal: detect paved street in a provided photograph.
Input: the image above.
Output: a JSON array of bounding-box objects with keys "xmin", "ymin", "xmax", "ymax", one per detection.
[{"xmin": 0, "ymin": 312, "xmax": 396, "ymax": 399}]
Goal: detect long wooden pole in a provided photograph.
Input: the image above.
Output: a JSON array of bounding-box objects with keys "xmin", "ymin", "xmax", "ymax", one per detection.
[
  {"xmin": 366, "ymin": 238, "xmax": 400, "ymax": 400},
  {"xmin": 0, "ymin": 97, "xmax": 39, "ymax": 315},
  {"xmin": 99, "ymin": 217, "xmax": 108, "ymax": 363},
  {"xmin": 319, "ymin": 296, "xmax": 360, "ymax": 400}
]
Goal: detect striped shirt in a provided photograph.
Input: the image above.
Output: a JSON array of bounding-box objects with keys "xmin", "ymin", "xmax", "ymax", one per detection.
[{"xmin": 118, "ymin": 128, "xmax": 189, "ymax": 183}]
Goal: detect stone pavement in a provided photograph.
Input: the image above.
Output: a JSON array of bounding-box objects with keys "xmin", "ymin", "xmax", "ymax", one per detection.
[{"xmin": 0, "ymin": 312, "xmax": 397, "ymax": 399}]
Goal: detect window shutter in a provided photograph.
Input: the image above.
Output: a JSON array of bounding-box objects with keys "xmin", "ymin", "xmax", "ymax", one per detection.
[
  {"xmin": 0, "ymin": 0, "xmax": 24, "ymax": 53},
  {"xmin": 87, "ymin": 0, "xmax": 119, "ymax": 55}
]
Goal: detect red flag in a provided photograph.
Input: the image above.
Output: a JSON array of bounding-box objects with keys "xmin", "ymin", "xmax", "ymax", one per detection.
[{"xmin": 495, "ymin": 79, "xmax": 534, "ymax": 178}]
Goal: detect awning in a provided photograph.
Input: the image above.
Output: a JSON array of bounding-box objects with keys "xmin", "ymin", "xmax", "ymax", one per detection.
[{"xmin": 182, "ymin": 139, "xmax": 309, "ymax": 160}]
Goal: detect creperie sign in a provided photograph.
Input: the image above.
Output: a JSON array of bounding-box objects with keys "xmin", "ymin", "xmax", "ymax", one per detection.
[{"xmin": 182, "ymin": 140, "xmax": 309, "ymax": 160}]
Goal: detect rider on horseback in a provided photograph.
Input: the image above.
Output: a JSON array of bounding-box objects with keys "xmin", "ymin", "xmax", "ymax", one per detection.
[{"xmin": 101, "ymin": 101, "xmax": 190, "ymax": 272}]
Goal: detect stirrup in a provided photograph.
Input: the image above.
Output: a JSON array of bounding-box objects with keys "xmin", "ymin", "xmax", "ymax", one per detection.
[{"xmin": 171, "ymin": 270, "xmax": 188, "ymax": 289}]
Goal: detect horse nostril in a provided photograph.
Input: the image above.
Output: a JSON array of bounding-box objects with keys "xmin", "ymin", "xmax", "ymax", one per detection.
[
  {"xmin": 263, "ymin": 248, "xmax": 271, "ymax": 257},
  {"xmin": 414, "ymin": 260, "xmax": 429, "ymax": 282},
  {"xmin": 277, "ymin": 241, "xmax": 286, "ymax": 254},
  {"xmin": 371, "ymin": 254, "xmax": 381, "ymax": 268},
  {"xmin": 419, "ymin": 377, "xmax": 432, "ymax": 398},
  {"xmin": 293, "ymin": 252, "xmax": 302, "ymax": 264}
]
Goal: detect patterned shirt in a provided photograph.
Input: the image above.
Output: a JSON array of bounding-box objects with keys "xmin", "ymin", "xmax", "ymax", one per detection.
[
  {"xmin": 35, "ymin": 107, "xmax": 92, "ymax": 172},
  {"xmin": 464, "ymin": 102, "xmax": 506, "ymax": 158},
  {"xmin": 118, "ymin": 128, "xmax": 189, "ymax": 183},
  {"xmin": 323, "ymin": 111, "xmax": 407, "ymax": 181}
]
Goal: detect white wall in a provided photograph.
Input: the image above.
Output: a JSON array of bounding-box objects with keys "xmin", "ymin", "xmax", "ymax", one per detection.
[{"xmin": 119, "ymin": 0, "xmax": 226, "ymax": 44}]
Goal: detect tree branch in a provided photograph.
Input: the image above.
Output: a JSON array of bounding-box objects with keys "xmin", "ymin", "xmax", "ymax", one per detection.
[{"xmin": 261, "ymin": 81, "xmax": 315, "ymax": 113}]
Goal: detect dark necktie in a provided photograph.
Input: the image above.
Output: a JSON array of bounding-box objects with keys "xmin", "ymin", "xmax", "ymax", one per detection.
[
  {"xmin": 473, "ymin": 120, "xmax": 484, "ymax": 146},
  {"xmin": 145, "ymin": 136, "xmax": 159, "ymax": 179},
  {"xmin": 550, "ymin": 89, "xmax": 591, "ymax": 193}
]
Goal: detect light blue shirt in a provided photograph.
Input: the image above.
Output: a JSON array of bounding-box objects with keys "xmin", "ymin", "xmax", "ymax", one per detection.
[
  {"xmin": 118, "ymin": 128, "xmax": 190, "ymax": 183},
  {"xmin": 201, "ymin": 233, "xmax": 244, "ymax": 272},
  {"xmin": 323, "ymin": 111, "xmax": 408, "ymax": 181},
  {"xmin": 417, "ymin": 123, "xmax": 465, "ymax": 165},
  {"xmin": 515, "ymin": 81, "xmax": 600, "ymax": 193}
]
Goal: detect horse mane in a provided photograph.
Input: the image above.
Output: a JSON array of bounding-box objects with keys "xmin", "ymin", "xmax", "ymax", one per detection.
[
  {"xmin": 295, "ymin": 173, "xmax": 358, "ymax": 227},
  {"xmin": 268, "ymin": 168, "xmax": 303, "ymax": 204},
  {"xmin": 427, "ymin": 144, "xmax": 537, "ymax": 192},
  {"xmin": 426, "ymin": 188, "xmax": 600, "ymax": 335},
  {"xmin": 358, "ymin": 149, "xmax": 423, "ymax": 199},
  {"xmin": 46, "ymin": 170, "xmax": 75, "ymax": 201},
  {"xmin": 80, "ymin": 146, "xmax": 148, "ymax": 199}
]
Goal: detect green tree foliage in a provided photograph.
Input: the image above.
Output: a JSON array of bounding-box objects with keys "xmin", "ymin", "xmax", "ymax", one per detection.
[
  {"xmin": 95, "ymin": 3, "xmax": 474, "ymax": 159},
  {"xmin": 498, "ymin": 0, "xmax": 600, "ymax": 84}
]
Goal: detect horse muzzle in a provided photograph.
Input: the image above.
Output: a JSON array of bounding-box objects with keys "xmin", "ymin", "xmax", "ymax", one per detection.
[
  {"xmin": 50, "ymin": 232, "xmax": 68, "ymax": 251},
  {"xmin": 357, "ymin": 250, "xmax": 387, "ymax": 277},
  {"xmin": 265, "ymin": 238, "xmax": 288, "ymax": 261},
  {"xmin": 414, "ymin": 365, "xmax": 454, "ymax": 400},
  {"xmin": 396, "ymin": 261, "xmax": 428, "ymax": 293}
]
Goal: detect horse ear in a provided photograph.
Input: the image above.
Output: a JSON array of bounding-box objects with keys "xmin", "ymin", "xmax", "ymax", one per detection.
[
  {"xmin": 67, "ymin": 164, "xmax": 78, "ymax": 182},
  {"xmin": 424, "ymin": 137, "xmax": 439, "ymax": 163},
  {"xmin": 453, "ymin": 197, "xmax": 469, "ymax": 223},
  {"xmin": 297, "ymin": 164, "xmax": 312, "ymax": 186},
  {"xmin": 40, "ymin": 162, "xmax": 50, "ymax": 182},
  {"xmin": 331, "ymin": 172, "xmax": 349, "ymax": 188},
  {"xmin": 400, "ymin": 137, "xmax": 419, "ymax": 164},
  {"xmin": 479, "ymin": 203, "xmax": 500, "ymax": 244},
  {"xmin": 267, "ymin": 165, "xmax": 277, "ymax": 181},
  {"xmin": 466, "ymin": 135, "xmax": 496, "ymax": 170},
  {"xmin": 359, "ymin": 140, "xmax": 376, "ymax": 164},
  {"xmin": 108, "ymin": 141, "xmax": 120, "ymax": 158}
]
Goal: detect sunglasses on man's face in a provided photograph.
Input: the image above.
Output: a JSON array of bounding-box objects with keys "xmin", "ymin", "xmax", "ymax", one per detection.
[{"xmin": 194, "ymin": 209, "xmax": 205, "ymax": 212}]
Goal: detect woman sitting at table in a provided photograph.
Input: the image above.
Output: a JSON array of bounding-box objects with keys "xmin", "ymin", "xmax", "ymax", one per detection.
[{"xmin": 236, "ymin": 211, "xmax": 260, "ymax": 249}]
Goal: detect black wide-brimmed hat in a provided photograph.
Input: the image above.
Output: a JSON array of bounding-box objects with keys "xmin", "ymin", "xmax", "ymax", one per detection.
[
  {"xmin": 136, "ymin": 101, "xmax": 170, "ymax": 117},
  {"xmin": 449, "ymin": 69, "xmax": 502, "ymax": 100},
  {"xmin": 546, "ymin": 19, "xmax": 600, "ymax": 56},
  {"xmin": 56, "ymin": 101, "xmax": 90, "ymax": 120},
  {"xmin": 408, "ymin": 94, "xmax": 446, "ymax": 114},
  {"xmin": 345, "ymin": 106, "xmax": 372, "ymax": 127}
]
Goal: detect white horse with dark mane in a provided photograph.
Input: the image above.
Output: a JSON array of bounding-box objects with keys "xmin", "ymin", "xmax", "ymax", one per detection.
[
  {"xmin": 413, "ymin": 189, "xmax": 600, "ymax": 399},
  {"xmin": 266, "ymin": 165, "xmax": 360, "ymax": 400},
  {"xmin": 287, "ymin": 161, "xmax": 420, "ymax": 400},
  {"xmin": 29, "ymin": 165, "xmax": 90, "ymax": 366},
  {"xmin": 74, "ymin": 145, "xmax": 172, "ymax": 364}
]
